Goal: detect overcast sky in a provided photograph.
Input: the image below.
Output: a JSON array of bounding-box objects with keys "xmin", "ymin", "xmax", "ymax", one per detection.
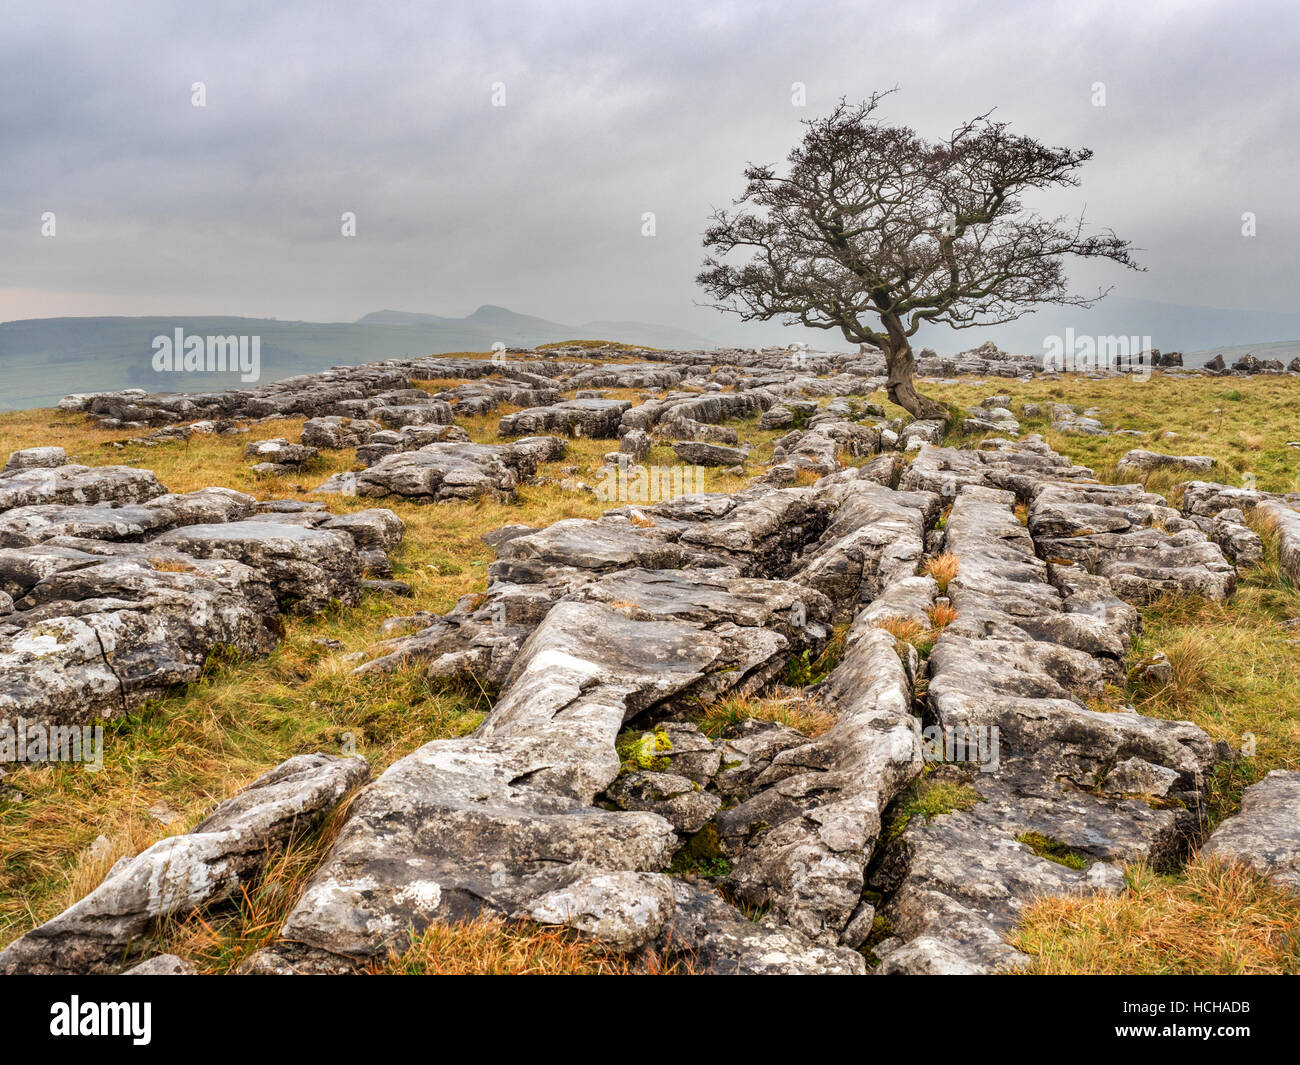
[{"xmin": 2, "ymin": 0, "xmax": 1297, "ymax": 342}]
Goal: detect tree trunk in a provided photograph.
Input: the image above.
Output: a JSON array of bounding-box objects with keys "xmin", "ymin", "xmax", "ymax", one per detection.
[{"xmin": 881, "ymin": 333, "xmax": 947, "ymax": 422}]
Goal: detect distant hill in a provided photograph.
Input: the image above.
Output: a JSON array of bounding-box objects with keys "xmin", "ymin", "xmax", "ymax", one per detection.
[
  {"xmin": 356, "ymin": 305, "xmax": 718, "ymax": 351},
  {"xmin": 0, "ymin": 307, "xmax": 718, "ymax": 411}
]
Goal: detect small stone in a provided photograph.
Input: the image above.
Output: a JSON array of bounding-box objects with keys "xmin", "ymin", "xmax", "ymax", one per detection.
[{"xmin": 1133, "ymin": 651, "xmax": 1175, "ymax": 687}]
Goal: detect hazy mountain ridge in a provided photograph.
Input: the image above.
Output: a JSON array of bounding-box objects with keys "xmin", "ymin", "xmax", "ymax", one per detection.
[
  {"xmin": 0, "ymin": 308, "xmax": 718, "ymax": 411},
  {"xmin": 3, "ymin": 297, "xmax": 1299, "ymax": 411}
]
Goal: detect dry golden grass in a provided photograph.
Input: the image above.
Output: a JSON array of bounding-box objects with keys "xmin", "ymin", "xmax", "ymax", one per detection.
[
  {"xmin": 923, "ymin": 552, "xmax": 959, "ymax": 593},
  {"xmin": 696, "ymin": 691, "xmax": 835, "ymax": 739},
  {"xmin": 148, "ymin": 557, "xmax": 197, "ymax": 573},
  {"xmin": 376, "ymin": 914, "xmax": 701, "ymax": 974},
  {"xmin": 876, "ymin": 614, "xmax": 944, "ymax": 659},
  {"xmin": 877, "ymin": 616, "xmax": 928, "ymax": 643},
  {"xmin": 372, "ymin": 916, "xmax": 635, "ymax": 975},
  {"xmin": 1014, "ymin": 857, "xmax": 1300, "ymax": 974},
  {"xmin": 927, "ymin": 602, "xmax": 958, "ymax": 630},
  {"xmin": 1128, "ymin": 624, "xmax": 1233, "ymax": 713}
]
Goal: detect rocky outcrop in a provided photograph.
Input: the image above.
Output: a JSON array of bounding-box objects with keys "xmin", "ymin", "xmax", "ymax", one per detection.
[
  {"xmin": 3, "ymin": 447, "xmax": 68, "ymax": 472},
  {"xmin": 0, "ymin": 450, "xmax": 402, "ymax": 726},
  {"xmin": 0, "ymin": 753, "xmax": 369, "ymax": 974},
  {"xmin": 150, "ymin": 521, "xmax": 364, "ymax": 614},
  {"xmin": 300, "ymin": 416, "xmax": 383, "ymax": 450},
  {"xmin": 316, "ymin": 437, "xmax": 565, "ymax": 503},
  {"xmin": 1029, "ymin": 481, "xmax": 1236, "ymax": 601},
  {"xmin": 0, "ymin": 462, "xmax": 166, "ymax": 512},
  {"xmin": 35, "ymin": 350, "xmax": 1292, "ymax": 978},
  {"xmin": 245, "ymin": 438, "xmax": 319, "ymax": 472},
  {"xmin": 719, "ymin": 622, "xmax": 921, "ymax": 945},
  {"xmin": 499, "ymin": 399, "xmax": 631, "ymax": 439},
  {"xmin": 251, "ymin": 571, "xmax": 863, "ymax": 974},
  {"xmin": 870, "ymin": 484, "xmax": 1220, "ymax": 974},
  {"xmin": 763, "ymin": 420, "xmax": 881, "ymax": 484},
  {"xmin": 671, "ymin": 441, "xmax": 749, "ymax": 467},
  {"xmin": 900, "ymin": 436, "xmax": 1094, "ymax": 502}
]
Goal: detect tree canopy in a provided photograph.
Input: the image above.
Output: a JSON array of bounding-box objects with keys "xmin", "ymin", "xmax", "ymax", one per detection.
[{"xmin": 698, "ymin": 91, "xmax": 1140, "ymax": 418}]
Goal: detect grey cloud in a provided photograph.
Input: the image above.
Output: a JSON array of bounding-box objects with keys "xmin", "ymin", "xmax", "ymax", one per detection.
[{"xmin": 0, "ymin": 0, "xmax": 1296, "ymax": 344}]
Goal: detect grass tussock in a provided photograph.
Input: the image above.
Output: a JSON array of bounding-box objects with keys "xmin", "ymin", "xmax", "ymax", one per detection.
[
  {"xmin": 1014, "ymin": 857, "xmax": 1300, "ymax": 974},
  {"xmin": 923, "ymin": 552, "xmax": 959, "ymax": 593},
  {"xmin": 1128, "ymin": 628, "xmax": 1233, "ymax": 712},
  {"xmin": 876, "ymin": 615, "xmax": 937, "ymax": 658},
  {"xmin": 1124, "ymin": 528, "xmax": 1300, "ymax": 826},
  {"xmin": 926, "ymin": 601, "xmax": 958, "ymax": 630},
  {"xmin": 881, "ymin": 768, "xmax": 984, "ymax": 845},
  {"xmin": 696, "ymin": 692, "xmax": 835, "ymax": 740}
]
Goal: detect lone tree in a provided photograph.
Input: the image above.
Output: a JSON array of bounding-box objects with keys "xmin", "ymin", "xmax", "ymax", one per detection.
[{"xmin": 697, "ymin": 91, "xmax": 1140, "ymax": 420}]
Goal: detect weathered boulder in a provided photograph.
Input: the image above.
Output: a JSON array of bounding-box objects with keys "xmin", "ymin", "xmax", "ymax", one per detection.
[
  {"xmin": 354, "ymin": 424, "xmax": 472, "ymax": 467},
  {"xmin": 520, "ymin": 872, "xmax": 677, "ymax": 952},
  {"xmin": 499, "ymin": 399, "xmax": 631, "ymax": 439},
  {"xmin": 652, "ymin": 881, "xmax": 866, "ymax": 974},
  {"xmin": 0, "ymin": 464, "xmax": 166, "ymax": 513},
  {"xmin": 618, "ymin": 428, "xmax": 651, "ymax": 462},
  {"xmin": 3, "ymin": 447, "xmax": 67, "ymax": 473},
  {"xmin": 300, "ymin": 416, "xmax": 383, "ymax": 450},
  {"xmin": 1116, "ymin": 449, "xmax": 1214, "ymax": 476},
  {"xmin": 0, "ymin": 754, "xmax": 369, "ymax": 974},
  {"xmin": 605, "ymin": 771, "xmax": 722, "ymax": 834},
  {"xmin": 245, "ymin": 438, "xmax": 319, "ymax": 469},
  {"xmin": 320, "ymin": 438, "xmax": 564, "ymax": 503},
  {"xmin": 123, "ymin": 953, "xmax": 198, "ymax": 975},
  {"xmin": 150, "ymin": 521, "xmax": 362, "ymax": 613},
  {"xmin": 1202, "ymin": 771, "xmax": 1300, "ymax": 894},
  {"xmin": 671, "ymin": 441, "xmax": 749, "ymax": 467},
  {"xmin": 0, "ymin": 487, "xmax": 256, "ymax": 548},
  {"xmin": 0, "ymin": 544, "xmax": 283, "ymax": 726}
]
